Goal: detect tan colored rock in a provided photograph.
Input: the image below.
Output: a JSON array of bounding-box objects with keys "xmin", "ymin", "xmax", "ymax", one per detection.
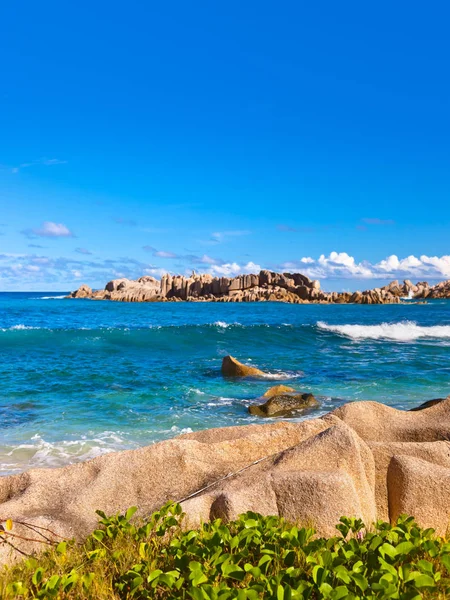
[
  {"xmin": 409, "ymin": 398, "xmax": 445, "ymax": 411},
  {"xmin": 69, "ymin": 272, "xmax": 450, "ymax": 304},
  {"xmin": 262, "ymin": 385, "xmax": 296, "ymax": 398},
  {"xmin": 329, "ymin": 397, "xmax": 450, "ymax": 442},
  {"xmin": 388, "ymin": 455, "xmax": 450, "ymax": 535},
  {"xmin": 0, "ymin": 418, "xmax": 329, "ymax": 563},
  {"xmin": 3, "ymin": 398, "xmax": 450, "ymax": 563},
  {"xmin": 369, "ymin": 440, "xmax": 450, "ymax": 521},
  {"xmin": 69, "ymin": 284, "xmax": 92, "ymax": 298},
  {"xmin": 273, "ymin": 471, "xmax": 366, "ymax": 536},
  {"xmin": 221, "ymin": 355, "xmax": 266, "ymax": 377},
  {"xmin": 249, "ymin": 392, "xmax": 318, "ymax": 417}
]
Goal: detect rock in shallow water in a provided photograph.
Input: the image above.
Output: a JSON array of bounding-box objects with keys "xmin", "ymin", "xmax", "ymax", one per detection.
[
  {"xmin": 249, "ymin": 391, "xmax": 319, "ymax": 417},
  {"xmin": 262, "ymin": 385, "xmax": 296, "ymax": 398},
  {"xmin": 221, "ymin": 355, "xmax": 266, "ymax": 377}
]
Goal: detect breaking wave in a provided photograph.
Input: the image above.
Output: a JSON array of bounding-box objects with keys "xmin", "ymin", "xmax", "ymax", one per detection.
[
  {"xmin": 317, "ymin": 320, "xmax": 450, "ymax": 341},
  {"xmin": 1, "ymin": 324, "xmax": 41, "ymax": 331}
]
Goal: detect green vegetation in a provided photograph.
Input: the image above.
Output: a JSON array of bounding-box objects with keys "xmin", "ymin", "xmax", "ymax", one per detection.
[{"xmin": 2, "ymin": 502, "xmax": 450, "ymax": 599}]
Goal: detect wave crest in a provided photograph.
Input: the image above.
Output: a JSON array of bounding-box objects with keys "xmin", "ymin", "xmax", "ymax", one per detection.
[{"xmin": 317, "ymin": 320, "xmax": 450, "ymax": 341}]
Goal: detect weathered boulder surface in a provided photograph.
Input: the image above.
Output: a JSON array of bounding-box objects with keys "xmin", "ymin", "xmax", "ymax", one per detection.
[
  {"xmin": 262, "ymin": 385, "xmax": 296, "ymax": 398},
  {"xmin": 388, "ymin": 455, "xmax": 450, "ymax": 535},
  {"xmin": 1, "ymin": 397, "xmax": 450, "ymax": 563},
  {"xmin": 68, "ymin": 271, "xmax": 450, "ymax": 304},
  {"xmin": 221, "ymin": 355, "xmax": 266, "ymax": 378},
  {"xmin": 249, "ymin": 392, "xmax": 319, "ymax": 417},
  {"xmin": 69, "ymin": 283, "xmax": 92, "ymax": 298},
  {"xmin": 409, "ymin": 398, "xmax": 445, "ymax": 411}
]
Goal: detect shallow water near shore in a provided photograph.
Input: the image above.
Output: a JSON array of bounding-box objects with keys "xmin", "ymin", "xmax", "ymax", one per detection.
[{"xmin": 0, "ymin": 292, "xmax": 449, "ymax": 475}]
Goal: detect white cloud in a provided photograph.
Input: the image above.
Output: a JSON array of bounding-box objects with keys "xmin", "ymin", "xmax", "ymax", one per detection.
[
  {"xmin": 210, "ymin": 261, "xmax": 261, "ymax": 277},
  {"xmin": 144, "ymin": 267, "xmax": 167, "ymax": 277},
  {"xmin": 22, "ymin": 221, "xmax": 74, "ymax": 238},
  {"xmin": 283, "ymin": 252, "xmax": 450, "ymax": 280}
]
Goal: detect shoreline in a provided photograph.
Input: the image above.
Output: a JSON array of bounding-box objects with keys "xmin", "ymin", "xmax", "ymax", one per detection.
[
  {"xmin": 69, "ymin": 269, "xmax": 450, "ymax": 305},
  {"xmin": 1, "ymin": 396, "xmax": 449, "ymax": 563}
]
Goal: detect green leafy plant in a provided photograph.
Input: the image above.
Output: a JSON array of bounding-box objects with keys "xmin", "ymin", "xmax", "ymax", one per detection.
[{"xmin": 1, "ymin": 503, "xmax": 450, "ymax": 598}]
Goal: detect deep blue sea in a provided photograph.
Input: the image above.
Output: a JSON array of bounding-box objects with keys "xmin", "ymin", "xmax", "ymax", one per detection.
[{"xmin": 0, "ymin": 292, "xmax": 449, "ymax": 475}]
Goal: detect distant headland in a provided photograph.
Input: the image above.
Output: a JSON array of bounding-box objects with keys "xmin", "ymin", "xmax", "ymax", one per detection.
[{"xmin": 69, "ymin": 270, "xmax": 450, "ymax": 304}]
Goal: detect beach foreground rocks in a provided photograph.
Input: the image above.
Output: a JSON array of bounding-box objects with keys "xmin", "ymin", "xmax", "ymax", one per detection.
[{"xmin": 1, "ymin": 397, "xmax": 450, "ymax": 563}]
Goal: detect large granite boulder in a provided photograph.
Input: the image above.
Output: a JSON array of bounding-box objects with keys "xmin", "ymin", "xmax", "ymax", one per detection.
[
  {"xmin": 69, "ymin": 284, "xmax": 92, "ymax": 298},
  {"xmin": 221, "ymin": 355, "xmax": 266, "ymax": 377},
  {"xmin": 1, "ymin": 398, "xmax": 450, "ymax": 563},
  {"xmin": 249, "ymin": 391, "xmax": 319, "ymax": 417}
]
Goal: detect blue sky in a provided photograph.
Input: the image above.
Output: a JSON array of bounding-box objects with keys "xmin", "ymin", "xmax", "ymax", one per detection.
[{"xmin": 1, "ymin": 1, "xmax": 449, "ymax": 291}]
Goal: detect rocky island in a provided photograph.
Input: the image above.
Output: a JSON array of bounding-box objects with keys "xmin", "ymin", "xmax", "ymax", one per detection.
[{"xmin": 69, "ymin": 270, "xmax": 450, "ymax": 304}]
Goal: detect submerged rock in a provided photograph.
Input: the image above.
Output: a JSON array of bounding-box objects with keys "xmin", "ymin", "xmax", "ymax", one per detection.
[
  {"xmin": 249, "ymin": 392, "xmax": 318, "ymax": 417},
  {"xmin": 221, "ymin": 355, "xmax": 266, "ymax": 378}
]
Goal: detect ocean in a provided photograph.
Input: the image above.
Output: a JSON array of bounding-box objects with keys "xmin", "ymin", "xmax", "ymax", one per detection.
[{"xmin": 0, "ymin": 292, "xmax": 449, "ymax": 475}]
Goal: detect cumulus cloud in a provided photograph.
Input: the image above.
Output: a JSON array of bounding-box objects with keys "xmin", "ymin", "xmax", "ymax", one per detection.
[
  {"xmin": 209, "ymin": 261, "xmax": 261, "ymax": 277},
  {"xmin": 22, "ymin": 221, "xmax": 74, "ymax": 238},
  {"xmin": 2, "ymin": 248, "xmax": 450, "ymax": 291},
  {"xmin": 0, "ymin": 253, "xmax": 170, "ymax": 289},
  {"xmin": 75, "ymin": 247, "xmax": 93, "ymax": 255},
  {"xmin": 281, "ymin": 252, "xmax": 450, "ymax": 280}
]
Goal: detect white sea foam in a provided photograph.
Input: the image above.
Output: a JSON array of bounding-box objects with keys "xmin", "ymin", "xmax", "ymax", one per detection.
[
  {"xmin": 32, "ymin": 295, "xmax": 67, "ymax": 300},
  {"xmin": 261, "ymin": 371, "xmax": 304, "ymax": 380},
  {"xmin": 212, "ymin": 321, "xmax": 242, "ymax": 328},
  {"xmin": 317, "ymin": 320, "xmax": 450, "ymax": 341},
  {"xmin": 0, "ymin": 431, "xmax": 136, "ymax": 474},
  {"xmin": 214, "ymin": 321, "xmax": 230, "ymax": 328},
  {"xmin": 188, "ymin": 388, "xmax": 206, "ymax": 395},
  {"xmin": 1, "ymin": 324, "xmax": 41, "ymax": 331},
  {"xmin": 206, "ymin": 397, "xmax": 234, "ymax": 407}
]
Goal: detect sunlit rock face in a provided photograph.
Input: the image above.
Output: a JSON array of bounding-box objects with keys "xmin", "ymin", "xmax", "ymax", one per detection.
[
  {"xmin": 1, "ymin": 397, "xmax": 450, "ymax": 563},
  {"xmin": 68, "ymin": 272, "xmax": 450, "ymax": 303}
]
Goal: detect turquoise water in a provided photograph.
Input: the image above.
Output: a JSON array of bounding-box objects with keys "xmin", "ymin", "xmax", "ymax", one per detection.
[{"xmin": 0, "ymin": 293, "xmax": 449, "ymax": 475}]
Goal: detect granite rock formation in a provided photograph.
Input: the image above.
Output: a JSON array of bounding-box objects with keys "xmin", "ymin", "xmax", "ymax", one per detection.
[
  {"xmin": 248, "ymin": 390, "xmax": 319, "ymax": 417},
  {"xmin": 221, "ymin": 355, "xmax": 267, "ymax": 378},
  {"xmin": 69, "ymin": 272, "xmax": 450, "ymax": 304},
  {"xmin": 1, "ymin": 397, "xmax": 450, "ymax": 563}
]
